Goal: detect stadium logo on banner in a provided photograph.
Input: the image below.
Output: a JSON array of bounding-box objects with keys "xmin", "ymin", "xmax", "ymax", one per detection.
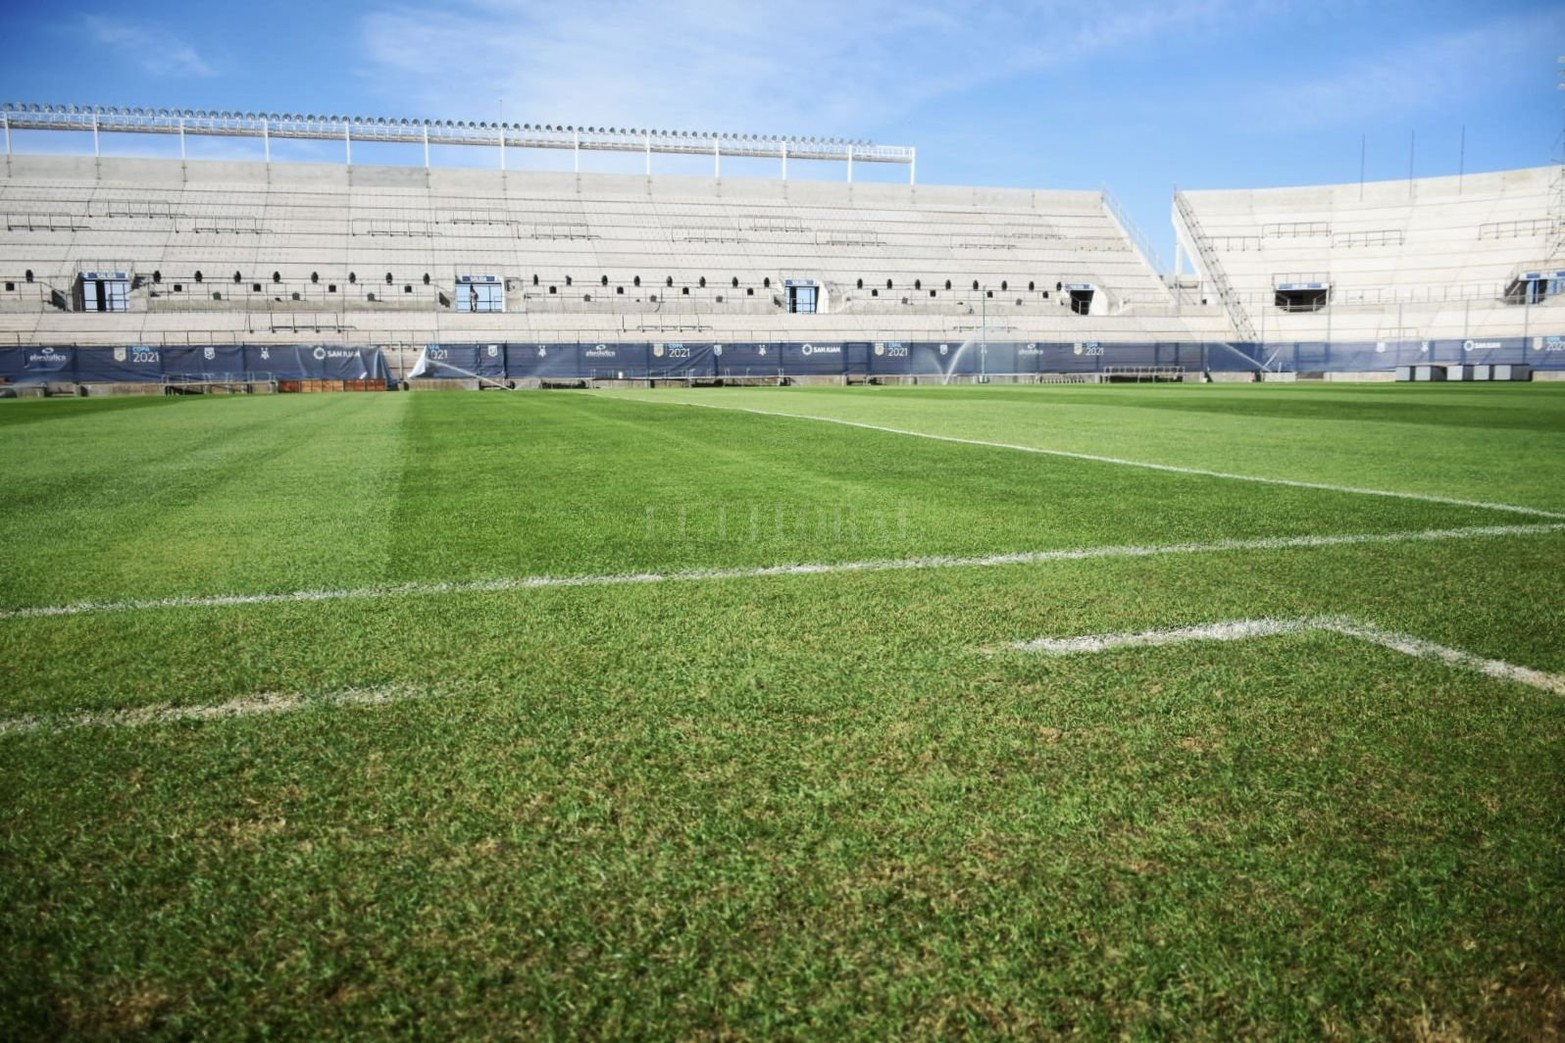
[
  {"xmin": 204, "ymin": 347, "xmax": 216, "ymax": 360},
  {"xmin": 758, "ymin": 346, "xmax": 767, "ymax": 356},
  {"xmin": 874, "ymin": 343, "xmax": 885, "ymax": 356},
  {"xmin": 113, "ymin": 347, "xmax": 126, "ymax": 362},
  {"xmin": 802, "ymin": 343, "xmax": 814, "ymax": 356},
  {"xmin": 652, "ymin": 343, "xmax": 664, "ymax": 358},
  {"xmin": 260, "ymin": 348, "xmax": 270, "ymax": 361},
  {"xmin": 538, "ymin": 346, "xmax": 547, "ymax": 357},
  {"xmin": 714, "ymin": 344, "xmax": 723, "ymax": 357},
  {"xmin": 939, "ymin": 344, "xmax": 949, "ymax": 357},
  {"xmin": 313, "ymin": 347, "xmax": 327, "ymax": 361},
  {"xmin": 487, "ymin": 345, "xmax": 499, "ymax": 357},
  {"xmin": 26, "ymin": 347, "xmax": 69, "ymax": 368}
]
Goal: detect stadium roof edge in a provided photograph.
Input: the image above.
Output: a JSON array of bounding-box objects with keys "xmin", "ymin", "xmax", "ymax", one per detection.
[{"xmin": 1, "ymin": 103, "xmax": 915, "ymax": 179}]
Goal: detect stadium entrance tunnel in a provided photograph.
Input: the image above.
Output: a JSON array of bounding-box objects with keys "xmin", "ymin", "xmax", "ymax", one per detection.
[
  {"xmin": 1274, "ymin": 281, "xmax": 1330, "ymax": 313},
  {"xmin": 1504, "ymin": 268, "xmax": 1565, "ymax": 305},
  {"xmin": 1065, "ymin": 283, "xmax": 1094, "ymax": 315}
]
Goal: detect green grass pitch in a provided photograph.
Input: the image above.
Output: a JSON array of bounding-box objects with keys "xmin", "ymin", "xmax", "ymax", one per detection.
[{"xmin": 1, "ymin": 383, "xmax": 1562, "ymax": 1039}]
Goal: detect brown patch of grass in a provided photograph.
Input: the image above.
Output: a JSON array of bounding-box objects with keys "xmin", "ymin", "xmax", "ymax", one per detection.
[
  {"xmin": 1408, "ymin": 1007, "xmax": 1466, "ymax": 1043},
  {"xmin": 59, "ymin": 982, "xmax": 179, "ymax": 1035},
  {"xmin": 1485, "ymin": 973, "xmax": 1565, "ymax": 1042},
  {"xmin": 1177, "ymin": 734, "xmax": 1224, "ymax": 754}
]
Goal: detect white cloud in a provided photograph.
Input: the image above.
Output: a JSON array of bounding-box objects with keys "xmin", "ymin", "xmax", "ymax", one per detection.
[
  {"xmin": 82, "ymin": 16, "xmax": 216, "ymax": 78},
  {"xmin": 357, "ymin": 0, "xmax": 1267, "ymax": 134}
]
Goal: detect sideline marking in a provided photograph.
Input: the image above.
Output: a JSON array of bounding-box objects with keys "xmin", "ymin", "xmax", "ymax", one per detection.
[
  {"xmin": 0, "ymin": 523, "xmax": 1560, "ymax": 622},
  {"xmin": 1012, "ymin": 615, "xmax": 1565, "ymax": 696},
  {"xmin": 0, "ymin": 685, "xmax": 426, "ymax": 738},
  {"xmin": 670, "ymin": 401, "xmax": 1565, "ymax": 521}
]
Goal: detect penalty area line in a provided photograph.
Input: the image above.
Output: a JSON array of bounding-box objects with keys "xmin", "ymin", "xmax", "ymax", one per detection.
[
  {"xmin": 0, "ymin": 522, "xmax": 1561, "ymax": 622},
  {"xmin": 1011, "ymin": 615, "xmax": 1565, "ymax": 696},
  {"xmin": 0, "ymin": 684, "xmax": 430, "ymax": 738},
  {"xmin": 672, "ymin": 401, "xmax": 1565, "ymax": 521}
]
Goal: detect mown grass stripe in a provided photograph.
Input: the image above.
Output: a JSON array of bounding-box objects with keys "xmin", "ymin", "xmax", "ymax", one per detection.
[
  {"xmin": 9, "ymin": 613, "xmax": 1559, "ymax": 738},
  {"xmin": 680, "ymin": 402, "xmax": 1565, "ymax": 520},
  {"xmin": 1, "ymin": 522, "xmax": 1559, "ymax": 621}
]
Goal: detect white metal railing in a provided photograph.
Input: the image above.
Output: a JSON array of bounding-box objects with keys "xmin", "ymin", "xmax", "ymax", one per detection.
[
  {"xmin": 1101, "ymin": 187, "xmax": 1168, "ymax": 277},
  {"xmin": 2, "ymin": 103, "xmax": 915, "ymax": 182},
  {"xmin": 1174, "ymin": 191, "xmax": 1258, "ymax": 344}
]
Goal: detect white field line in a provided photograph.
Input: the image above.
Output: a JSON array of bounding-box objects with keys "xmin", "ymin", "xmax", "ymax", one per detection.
[
  {"xmin": 676, "ymin": 402, "xmax": 1565, "ymax": 521},
  {"xmin": 1016, "ymin": 617, "xmax": 1312, "ymax": 654},
  {"xmin": 2, "ymin": 523, "xmax": 1561, "ymax": 623},
  {"xmin": 1323, "ymin": 617, "xmax": 1565, "ymax": 696},
  {"xmin": 1012, "ymin": 615, "xmax": 1565, "ymax": 696},
  {"xmin": 0, "ymin": 685, "xmax": 426, "ymax": 738}
]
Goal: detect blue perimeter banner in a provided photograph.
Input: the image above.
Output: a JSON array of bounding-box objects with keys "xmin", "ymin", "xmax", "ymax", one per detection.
[
  {"xmin": 7, "ymin": 338, "xmax": 1563, "ymax": 385},
  {"xmin": 0, "ymin": 345, "xmax": 391, "ymax": 384},
  {"xmin": 409, "ymin": 340, "xmax": 1257, "ymax": 379},
  {"xmin": 408, "ymin": 338, "xmax": 1565, "ymax": 380}
]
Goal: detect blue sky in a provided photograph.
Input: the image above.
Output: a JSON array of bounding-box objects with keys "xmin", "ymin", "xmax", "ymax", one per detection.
[{"xmin": 2, "ymin": 0, "xmax": 1561, "ymax": 268}]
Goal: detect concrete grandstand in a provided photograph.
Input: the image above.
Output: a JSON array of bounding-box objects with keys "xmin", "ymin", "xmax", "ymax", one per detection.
[
  {"xmin": 1, "ymin": 104, "xmax": 1560, "ymax": 389},
  {"xmin": 1174, "ymin": 166, "xmax": 1565, "ymax": 376}
]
